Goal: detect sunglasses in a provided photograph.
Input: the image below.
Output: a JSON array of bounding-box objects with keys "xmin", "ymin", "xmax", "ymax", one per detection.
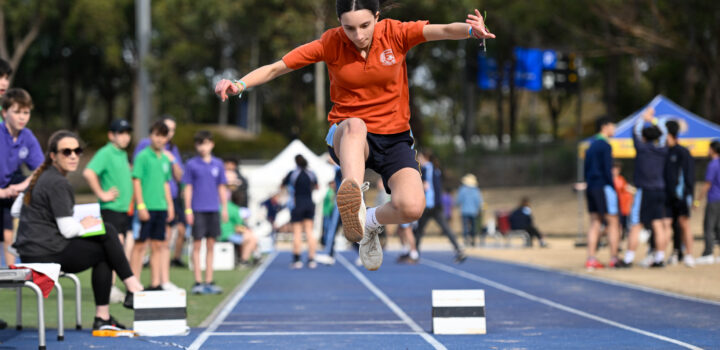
[{"xmin": 58, "ymin": 147, "xmax": 83, "ymax": 157}]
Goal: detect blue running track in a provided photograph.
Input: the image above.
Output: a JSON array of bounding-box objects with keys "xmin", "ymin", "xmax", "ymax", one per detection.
[{"xmin": 2, "ymin": 251, "xmax": 719, "ymax": 349}]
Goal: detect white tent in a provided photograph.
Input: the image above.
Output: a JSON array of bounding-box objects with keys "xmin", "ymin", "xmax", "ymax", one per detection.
[{"xmin": 244, "ymin": 139, "xmax": 335, "ymax": 240}]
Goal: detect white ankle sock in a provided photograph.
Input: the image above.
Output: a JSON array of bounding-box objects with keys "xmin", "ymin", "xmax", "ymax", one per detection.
[
  {"xmin": 654, "ymin": 251, "xmax": 665, "ymax": 263},
  {"xmin": 366, "ymin": 207, "xmax": 380, "ymax": 230},
  {"xmin": 624, "ymin": 251, "xmax": 635, "ymax": 264},
  {"xmin": 409, "ymin": 250, "xmax": 419, "ymax": 259}
]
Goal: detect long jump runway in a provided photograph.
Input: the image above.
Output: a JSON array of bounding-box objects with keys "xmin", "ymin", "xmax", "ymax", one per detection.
[
  {"xmin": 2, "ymin": 251, "xmax": 719, "ymax": 349},
  {"xmin": 188, "ymin": 251, "xmax": 720, "ymax": 350}
]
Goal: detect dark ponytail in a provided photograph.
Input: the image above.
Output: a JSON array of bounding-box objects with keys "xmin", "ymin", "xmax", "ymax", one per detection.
[
  {"xmin": 24, "ymin": 130, "xmax": 79, "ymax": 205},
  {"xmin": 336, "ymin": 0, "xmax": 398, "ymax": 18}
]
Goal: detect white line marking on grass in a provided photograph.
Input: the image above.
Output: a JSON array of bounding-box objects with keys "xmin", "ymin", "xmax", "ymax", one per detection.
[
  {"xmin": 422, "ymin": 258, "xmax": 704, "ymax": 350},
  {"xmin": 188, "ymin": 252, "xmax": 278, "ymax": 350},
  {"xmin": 222, "ymin": 320, "xmax": 406, "ymax": 325},
  {"xmin": 208, "ymin": 331, "xmax": 420, "ymax": 336},
  {"xmin": 337, "ymin": 254, "xmax": 447, "ymax": 350},
  {"xmin": 472, "ymin": 255, "xmax": 720, "ymax": 306}
]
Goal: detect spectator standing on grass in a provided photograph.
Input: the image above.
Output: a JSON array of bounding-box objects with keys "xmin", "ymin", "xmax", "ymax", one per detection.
[
  {"xmin": 583, "ymin": 116, "xmax": 625, "ymax": 269},
  {"xmin": 133, "ymin": 116, "xmax": 186, "ymax": 283},
  {"xmin": 0, "ymin": 87, "xmax": 43, "ymax": 331},
  {"xmin": 456, "ymin": 174, "xmax": 482, "ymax": 247},
  {"xmin": 183, "ymin": 130, "xmax": 228, "ymax": 294},
  {"xmin": 83, "ymin": 119, "xmax": 135, "ymax": 303},
  {"xmin": 613, "ymin": 162, "xmax": 634, "ymax": 240},
  {"xmin": 663, "ymin": 120, "xmax": 696, "ymax": 267},
  {"xmin": 130, "ymin": 121, "xmax": 175, "ymax": 290},
  {"xmin": 624, "ymin": 108, "xmax": 671, "ymax": 268},
  {"xmin": 0, "ymin": 66, "xmax": 30, "ymax": 270},
  {"xmin": 696, "ymin": 140, "xmax": 720, "ymax": 265}
]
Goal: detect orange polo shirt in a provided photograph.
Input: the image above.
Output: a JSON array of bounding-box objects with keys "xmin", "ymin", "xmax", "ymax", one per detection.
[{"xmin": 282, "ymin": 19, "xmax": 428, "ymax": 135}]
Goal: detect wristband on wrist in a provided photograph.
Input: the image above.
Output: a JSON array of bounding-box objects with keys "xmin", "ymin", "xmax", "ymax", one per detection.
[
  {"xmin": 185, "ymin": 208, "xmax": 193, "ymax": 215},
  {"xmin": 468, "ymin": 26, "xmax": 473, "ymax": 38},
  {"xmin": 137, "ymin": 203, "xmax": 147, "ymax": 210},
  {"xmin": 233, "ymin": 80, "xmax": 247, "ymax": 98}
]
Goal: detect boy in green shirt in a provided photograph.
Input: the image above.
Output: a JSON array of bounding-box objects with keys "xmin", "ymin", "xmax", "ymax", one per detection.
[
  {"xmin": 131, "ymin": 121, "xmax": 174, "ymax": 290},
  {"xmin": 84, "ymin": 120, "xmax": 134, "ymax": 243}
]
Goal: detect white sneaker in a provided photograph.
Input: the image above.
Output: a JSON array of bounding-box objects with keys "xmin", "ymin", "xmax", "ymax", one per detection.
[
  {"xmin": 639, "ymin": 254, "xmax": 655, "ymax": 268},
  {"xmin": 314, "ymin": 254, "xmax": 335, "ymax": 266},
  {"xmin": 667, "ymin": 254, "xmax": 679, "ymax": 266},
  {"xmin": 161, "ymin": 281, "xmax": 181, "ymax": 291},
  {"xmin": 359, "ymin": 226, "xmax": 384, "ymax": 271},
  {"xmin": 354, "ymin": 257, "xmax": 362, "ymax": 266},
  {"xmin": 109, "ymin": 286, "xmax": 125, "ymax": 304},
  {"xmin": 307, "ymin": 260, "xmax": 318, "ymax": 269},
  {"xmin": 291, "ymin": 261, "xmax": 304, "ymax": 269},
  {"xmin": 696, "ymin": 255, "xmax": 715, "ymax": 265},
  {"xmin": 683, "ymin": 255, "xmax": 696, "ymax": 268},
  {"xmin": 336, "ymin": 180, "xmax": 369, "ymax": 243}
]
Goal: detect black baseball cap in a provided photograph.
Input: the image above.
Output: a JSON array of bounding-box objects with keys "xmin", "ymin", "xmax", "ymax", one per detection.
[{"xmin": 109, "ymin": 119, "xmax": 133, "ymax": 133}]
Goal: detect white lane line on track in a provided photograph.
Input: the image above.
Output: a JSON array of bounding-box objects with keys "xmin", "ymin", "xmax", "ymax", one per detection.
[
  {"xmin": 222, "ymin": 320, "xmax": 407, "ymax": 325},
  {"xmin": 188, "ymin": 252, "xmax": 278, "ymax": 350},
  {"xmin": 337, "ymin": 254, "xmax": 448, "ymax": 350},
  {"xmin": 422, "ymin": 258, "xmax": 703, "ymax": 350},
  {"xmin": 208, "ymin": 331, "xmax": 421, "ymax": 336},
  {"xmin": 470, "ymin": 254, "xmax": 720, "ymax": 307}
]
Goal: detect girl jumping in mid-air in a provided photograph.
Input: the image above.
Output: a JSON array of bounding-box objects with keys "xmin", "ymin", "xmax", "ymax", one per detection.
[{"xmin": 215, "ymin": 0, "xmax": 495, "ymax": 270}]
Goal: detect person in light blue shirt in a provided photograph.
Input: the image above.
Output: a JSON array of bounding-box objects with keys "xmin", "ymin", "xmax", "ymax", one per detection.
[{"xmin": 456, "ymin": 174, "xmax": 483, "ymax": 247}]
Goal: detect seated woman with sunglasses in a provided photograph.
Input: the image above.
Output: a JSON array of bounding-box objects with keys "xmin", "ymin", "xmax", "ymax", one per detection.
[{"xmin": 12, "ymin": 130, "xmax": 143, "ymax": 331}]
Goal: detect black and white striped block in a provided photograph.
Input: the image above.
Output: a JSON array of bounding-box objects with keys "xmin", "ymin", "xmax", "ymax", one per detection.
[
  {"xmin": 431, "ymin": 289, "xmax": 486, "ymax": 334},
  {"xmin": 133, "ymin": 290, "xmax": 189, "ymax": 336}
]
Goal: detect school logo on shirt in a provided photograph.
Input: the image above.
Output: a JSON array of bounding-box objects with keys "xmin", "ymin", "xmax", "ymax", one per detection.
[
  {"xmin": 211, "ymin": 167, "xmax": 219, "ymax": 178},
  {"xmin": 380, "ymin": 49, "xmax": 397, "ymax": 66},
  {"xmin": 18, "ymin": 146, "xmax": 29, "ymax": 160},
  {"xmin": 163, "ymin": 162, "xmax": 170, "ymax": 174}
]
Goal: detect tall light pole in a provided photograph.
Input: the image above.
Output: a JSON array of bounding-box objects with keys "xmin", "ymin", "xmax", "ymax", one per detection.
[{"xmin": 134, "ymin": 0, "xmax": 151, "ymax": 139}]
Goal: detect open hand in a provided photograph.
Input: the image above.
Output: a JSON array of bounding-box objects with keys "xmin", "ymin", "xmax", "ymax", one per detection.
[
  {"xmin": 466, "ymin": 9, "xmax": 495, "ymax": 39},
  {"xmin": 214, "ymin": 79, "xmax": 242, "ymax": 102}
]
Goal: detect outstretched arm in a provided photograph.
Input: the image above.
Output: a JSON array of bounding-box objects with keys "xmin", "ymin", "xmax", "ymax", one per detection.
[
  {"xmin": 215, "ymin": 60, "xmax": 294, "ymax": 101},
  {"xmin": 423, "ymin": 9, "xmax": 495, "ymax": 42}
]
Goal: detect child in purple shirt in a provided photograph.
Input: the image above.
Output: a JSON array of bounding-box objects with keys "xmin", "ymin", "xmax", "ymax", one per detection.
[
  {"xmin": 183, "ymin": 130, "xmax": 228, "ymax": 295},
  {"xmin": 0, "ymin": 88, "xmax": 43, "ymax": 267},
  {"xmin": 697, "ymin": 141, "xmax": 720, "ymax": 264}
]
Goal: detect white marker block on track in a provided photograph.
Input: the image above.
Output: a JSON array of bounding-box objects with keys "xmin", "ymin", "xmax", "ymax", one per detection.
[{"xmin": 432, "ymin": 289, "xmax": 486, "ymax": 335}]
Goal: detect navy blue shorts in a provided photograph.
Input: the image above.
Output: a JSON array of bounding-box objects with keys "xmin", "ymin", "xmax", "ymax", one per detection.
[
  {"xmin": 2, "ymin": 206, "xmax": 11, "ymax": 232},
  {"xmin": 326, "ymin": 123, "xmax": 419, "ymax": 195},
  {"xmin": 665, "ymin": 195, "xmax": 691, "ymax": 218},
  {"xmin": 138, "ymin": 210, "xmax": 168, "ymax": 242},
  {"xmin": 101, "ymin": 209, "xmax": 130, "ymax": 237},
  {"xmin": 290, "ymin": 201, "xmax": 315, "ymax": 223},
  {"xmin": 168, "ymin": 196, "xmax": 186, "ymax": 226},
  {"xmin": 631, "ymin": 189, "xmax": 668, "ymax": 226},
  {"xmin": 192, "ymin": 211, "xmax": 221, "ymax": 240},
  {"xmin": 586, "ymin": 185, "xmax": 618, "ymax": 216}
]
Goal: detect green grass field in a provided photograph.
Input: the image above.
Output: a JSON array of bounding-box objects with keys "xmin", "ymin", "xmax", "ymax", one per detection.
[{"xmin": 0, "ymin": 263, "xmax": 252, "ymax": 329}]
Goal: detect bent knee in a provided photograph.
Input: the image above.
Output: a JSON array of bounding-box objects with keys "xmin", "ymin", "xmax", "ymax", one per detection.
[
  {"xmin": 397, "ymin": 202, "xmax": 425, "ymax": 222},
  {"xmin": 341, "ymin": 118, "xmax": 368, "ymax": 136}
]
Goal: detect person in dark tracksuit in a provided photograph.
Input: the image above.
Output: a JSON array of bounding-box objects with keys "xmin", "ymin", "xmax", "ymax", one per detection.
[
  {"xmin": 624, "ymin": 107, "xmax": 670, "ymax": 268},
  {"xmin": 282, "ymin": 154, "xmax": 319, "ymax": 269},
  {"xmin": 663, "ymin": 120, "xmax": 695, "ymax": 267},
  {"xmin": 413, "ymin": 151, "xmax": 466, "ymax": 263},
  {"xmin": 584, "ymin": 116, "xmax": 624, "ymax": 269}
]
